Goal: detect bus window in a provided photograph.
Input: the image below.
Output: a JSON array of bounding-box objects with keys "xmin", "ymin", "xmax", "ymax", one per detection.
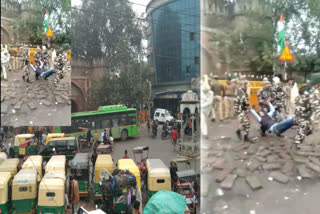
[
  {"xmin": 129, "ymin": 117, "xmax": 136, "ymax": 125},
  {"xmin": 106, "ymin": 120, "xmax": 112, "ymax": 128},
  {"xmin": 112, "ymin": 119, "xmax": 119, "ymax": 127},
  {"xmin": 119, "ymin": 117, "xmax": 128, "ymax": 126}
]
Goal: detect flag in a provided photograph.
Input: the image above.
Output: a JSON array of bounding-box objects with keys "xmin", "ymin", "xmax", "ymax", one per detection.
[
  {"xmin": 277, "ymin": 14, "xmax": 285, "ymax": 55},
  {"xmin": 44, "ymin": 10, "xmax": 49, "ymax": 34}
]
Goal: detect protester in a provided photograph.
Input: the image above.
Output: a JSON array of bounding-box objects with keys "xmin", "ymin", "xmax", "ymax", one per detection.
[
  {"xmin": 87, "ymin": 128, "xmax": 92, "ymax": 145},
  {"xmin": 210, "ymin": 75, "xmax": 225, "ymax": 122},
  {"xmin": 171, "ymin": 128, "xmax": 178, "ymax": 150},
  {"xmin": 201, "ymin": 75, "xmax": 214, "ymax": 138},
  {"xmin": 70, "ymin": 176, "xmax": 80, "ymax": 214},
  {"xmin": 127, "ymin": 195, "xmax": 136, "ymax": 214},
  {"xmin": 147, "ymin": 120, "xmax": 150, "ymax": 135},
  {"xmin": 250, "ymin": 100, "xmax": 295, "ymax": 136},
  {"xmin": 91, "ymin": 148, "xmax": 97, "ymax": 181},
  {"xmin": 132, "ymin": 201, "xmax": 140, "ymax": 214}
]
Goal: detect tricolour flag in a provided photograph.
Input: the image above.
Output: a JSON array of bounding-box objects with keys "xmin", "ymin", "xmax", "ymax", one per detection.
[
  {"xmin": 44, "ymin": 10, "xmax": 49, "ymax": 34},
  {"xmin": 277, "ymin": 14, "xmax": 285, "ymax": 55}
]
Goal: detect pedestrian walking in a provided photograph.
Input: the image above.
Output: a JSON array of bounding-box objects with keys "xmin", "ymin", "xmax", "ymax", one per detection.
[
  {"xmin": 171, "ymin": 128, "xmax": 178, "ymax": 151},
  {"xmin": 70, "ymin": 176, "xmax": 80, "ymax": 214},
  {"xmin": 87, "ymin": 128, "xmax": 92, "ymax": 147},
  {"xmin": 147, "ymin": 120, "xmax": 150, "ymax": 135},
  {"xmin": 91, "ymin": 148, "xmax": 97, "ymax": 182},
  {"xmin": 235, "ymin": 81, "xmax": 251, "ymax": 142},
  {"xmin": 0, "ymin": 127, "xmax": 4, "ymax": 141},
  {"xmin": 133, "ymin": 201, "xmax": 141, "ymax": 214},
  {"xmin": 123, "ymin": 150, "xmax": 129, "ymax": 159},
  {"xmin": 210, "ymin": 75, "xmax": 225, "ymax": 121},
  {"xmin": 224, "ymin": 78, "xmax": 236, "ymax": 119},
  {"xmin": 201, "ymin": 75, "xmax": 214, "ymax": 138}
]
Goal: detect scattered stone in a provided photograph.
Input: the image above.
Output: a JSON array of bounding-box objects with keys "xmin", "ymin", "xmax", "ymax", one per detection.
[
  {"xmin": 293, "ymin": 155, "xmax": 308, "ymax": 164},
  {"xmin": 269, "ymin": 171, "xmax": 289, "ymax": 184},
  {"xmin": 246, "ymin": 159, "xmax": 260, "ymax": 172},
  {"xmin": 212, "ymin": 158, "xmax": 225, "ymax": 170},
  {"xmin": 305, "ymin": 161, "xmax": 320, "ymax": 173},
  {"xmin": 42, "ymin": 100, "xmax": 51, "ymax": 106},
  {"xmin": 247, "ymin": 144, "xmax": 257, "ymax": 155},
  {"xmin": 246, "ymin": 175, "xmax": 263, "ymax": 190},
  {"xmin": 281, "ymin": 161, "xmax": 294, "ymax": 176},
  {"xmin": 234, "ymin": 143, "xmax": 250, "ymax": 152},
  {"xmin": 309, "ymin": 157, "xmax": 320, "ymax": 166},
  {"xmin": 55, "ymin": 96, "xmax": 65, "ymax": 104},
  {"xmin": 216, "ymin": 168, "xmax": 234, "ymax": 183},
  {"xmin": 263, "ymin": 163, "xmax": 281, "ymax": 171},
  {"xmin": 255, "ymin": 156, "xmax": 266, "ymax": 162},
  {"xmin": 237, "ymin": 151, "xmax": 248, "ymax": 160},
  {"xmin": 1, "ymin": 104, "xmax": 8, "ymax": 114},
  {"xmin": 67, "ymin": 100, "xmax": 71, "ymax": 105},
  {"xmin": 299, "ymin": 145, "xmax": 314, "ymax": 152},
  {"xmin": 267, "ymin": 154, "xmax": 279, "ymax": 163},
  {"xmin": 220, "ymin": 174, "xmax": 237, "ymax": 189},
  {"xmin": 27, "ymin": 102, "xmax": 37, "ymax": 110},
  {"xmin": 296, "ymin": 151, "xmax": 320, "ymax": 157},
  {"xmin": 279, "ymin": 152, "xmax": 291, "ymax": 160},
  {"xmin": 297, "ymin": 165, "xmax": 313, "ymax": 178},
  {"xmin": 13, "ymin": 101, "xmax": 23, "ymax": 110},
  {"xmin": 235, "ymin": 167, "xmax": 250, "ymax": 177},
  {"xmin": 260, "ymin": 149, "xmax": 271, "ymax": 157}
]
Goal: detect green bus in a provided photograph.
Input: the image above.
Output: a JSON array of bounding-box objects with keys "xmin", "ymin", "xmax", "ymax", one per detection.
[{"xmin": 54, "ymin": 105, "xmax": 139, "ymax": 141}]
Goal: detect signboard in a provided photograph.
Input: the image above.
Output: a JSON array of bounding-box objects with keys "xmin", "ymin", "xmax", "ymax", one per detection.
[
  {"xmin": 46, "ymin": 27, "xmax": 54, "ymax": 38},
  {"xmin": 279, "ymin": 45, "xmax": 294, "ymax": 62}
]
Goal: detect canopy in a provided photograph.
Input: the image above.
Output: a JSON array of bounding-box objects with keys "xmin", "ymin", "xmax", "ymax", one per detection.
[
  {"xmin": 146, "ymin": 159, "xmax": 170, "ymax": 178},
  {"xmin": 0, "ymin": 172, "xmax": 11, "ymax": 204},
  {"xmin": 144, "ymin": 191, "xmax": 187, "ymax": 214},
  {"xmin": 69, "ymin": 153, "xmax": 89, "ymax": 169}
]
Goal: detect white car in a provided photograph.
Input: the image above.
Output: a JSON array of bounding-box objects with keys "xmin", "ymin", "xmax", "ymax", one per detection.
[{"xmin": 153, "ymin": 108, "xmax": 174, "ymax": 123}]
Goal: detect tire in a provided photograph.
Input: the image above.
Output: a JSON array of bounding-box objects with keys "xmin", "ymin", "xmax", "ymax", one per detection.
[{"xmin": 121, "ymin": 129, "xmax": 128, "ymax": 141}]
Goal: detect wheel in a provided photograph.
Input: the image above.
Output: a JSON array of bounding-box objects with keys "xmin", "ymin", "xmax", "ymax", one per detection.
[{"xmin": 120, "ymin": 129, "xmax": 128, "ymax": 141}]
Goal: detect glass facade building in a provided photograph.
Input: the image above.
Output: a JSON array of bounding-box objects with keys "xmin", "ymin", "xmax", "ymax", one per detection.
[{"xmin": 146, "ymin": 0, "xmax": 200, "ymax": 86}]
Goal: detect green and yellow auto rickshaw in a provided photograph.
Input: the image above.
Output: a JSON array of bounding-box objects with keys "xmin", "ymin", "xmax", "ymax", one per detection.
[
  {"xmin": 146, "ymin": 159, "xmax": 171, "ymax": 199},
  {"xmin": 0, "ymin": 172, "xmax": 12, "ymax": 214},
  {"xmin": 45, "ymin": 133, "xmax": 65, "ymax": 144},
  {"xmin": 11, "ymin": 168, "xmax": 37, "ymax": 214},
  {"xmin": 69, "ymin": 153, "xmax": 89, "ymax": 198},
  {"xmin": 13, "ymin": 134, "xmax": 37, "ymax": 157},
  {"xmin": 22, "ymin": 155, "xmax": 43, "ymax": 184},
  {"xmin": 94, "ymin": 154, "xmax": 114, "ymax": 200},
  {"xmin": 118, "ymin": 159, "xmax": 141, "ymax": 189},
  {"xmin": 0, "ymin": 158, "xmax": 20, "ymax": 181}
]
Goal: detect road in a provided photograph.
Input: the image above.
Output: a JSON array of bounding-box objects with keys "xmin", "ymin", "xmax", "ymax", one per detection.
[
  {"xmin": 1, "ymin": 64, "xmax": 71, "ymax": 127},
  {"xmin": 201, "ymin": 117, "xmax": 320, "ymax": 214}
]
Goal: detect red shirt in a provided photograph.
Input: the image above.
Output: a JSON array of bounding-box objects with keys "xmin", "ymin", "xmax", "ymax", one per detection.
[
  {"xmin": 171, "ymin": 129, "xmax": 178, "ymax": 140},
  {"xmin": 123, "ymin": 154, "xmax": 129, "ymax": 159}
]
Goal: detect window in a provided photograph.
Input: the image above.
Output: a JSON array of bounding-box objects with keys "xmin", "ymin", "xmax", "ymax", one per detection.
[
  {"xmin": 46, "ymin": 192, "xmax": 55, "ymax": 197},
  {"xmin": 190, "ymin": 32, "xmax": 195, "ymax": 41},
  {"xmin": 112, "ymin": 119, "xmax": 119, "ymax": 127},
  {"xmin": 161, "ymin": 113, "xmax": 165, "ymax": 117},
  {"xmin": 155, "ymin": 112, "xmax": 160, "ymax": 117},
  {"xmin": 129, "ymin": 117, "xmax": 136, "ymax": 125},
  {"xmin": 119, "ymin": 117, "xmax": 129, "ymax": 126},
  {"xmin": 195, "ymin": 56, "xmax": 200, "ymax": 64},
  {"xmin": 19, "ymin": 187, "xmax": 28, "ymax": 192},
  {"xmin": 157, "ymin": 179, "xmax": 165, "ymax": 183}
]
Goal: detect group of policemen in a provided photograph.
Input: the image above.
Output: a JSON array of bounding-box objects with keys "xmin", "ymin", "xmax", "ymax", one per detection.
[
  {"xmin": 23, "ymin": 45, "xmax": 66, "ymax": 86},
  {"xmin": 234, "ymin": 74, "xmax": 320, "ymax": 147}
]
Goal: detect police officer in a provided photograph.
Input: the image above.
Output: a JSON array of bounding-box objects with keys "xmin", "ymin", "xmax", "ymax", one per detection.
[
  {"xmin": 53, "ymin": 53, "xmax": 65, "ymax": 86},
  {"xmin": 34, "ymin": 46, "xmax": 42, "ymax": 65},
  {"xmin": 257, "ymin": 80, "xmax": 273, "ymax": 113},
  {"xmin": 22, "ymin": 59, "xmax": 31, "ymax": 82},
  {"xmin": 234, "ymin": 80, "xmax": 251, "ymax": 142},
  {"xmin": 294, "ymin": 84, "xmax": 320, "ymax": 146},
  {"xmin": 271, "ymin": 76, "xmax": 286, "ymax": 122}
]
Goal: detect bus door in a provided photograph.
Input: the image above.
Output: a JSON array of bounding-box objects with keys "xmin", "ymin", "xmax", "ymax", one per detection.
[{"xmin": 111, "ymin": 119, "xmax": 120, "ymax": 139}]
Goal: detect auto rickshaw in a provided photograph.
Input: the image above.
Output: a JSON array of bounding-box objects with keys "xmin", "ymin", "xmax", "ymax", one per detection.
[
  {"xmin": 22, "ymin": 155, "xmax": 43, "ymax": 184},
  {"xmin": 0, "ymin": 152, "xmax": 7, "ymax": 165},
  {"xmin": 146, "ymin": 159, "xmax": 171, "ymax": 199},
  {"xmin": 69, "ymin": 153, "xmax": 89, "ymax": 197},
  {"xmin": 0, "ymin": 158, "xmax": 20, "ymax": 181},
  {"xmin": 0, "ymin": 172, "xmax": 12, "ymax": 214},
  {"xmin": 118, "ymin": 159, "xmax": 141, "ymax": 189},
  {"xmin": 45, "ymin": 133, "xmax": 65, "ymax": 144},
  {"xmin": 13, "ymin": 134, "xmax": 37, "ymax": 156},
  {"xmin": 94, "ymin": 154, "xmax": 114, "ymax": 200},
  {"xmin": 132, "ymin": 146, "xmax": 149, "ymax": 176},
  {"xmin": 37, "ymin": 178, "xmax": 65, "ymax": 214},
  {"xmin": 45, "ymin": 155, "xmax": 66, "ymax": 174},
  {"xmin": 11, "ymin": 169, "xmax": 37, "ymax": 214}
]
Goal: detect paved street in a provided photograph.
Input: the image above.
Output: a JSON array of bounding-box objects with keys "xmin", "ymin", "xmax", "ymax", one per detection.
[
  {"xmin": 201, "ymin": 117, "xmax": 320, "ymax": 214},
  {"xmin": 1, "ymin": 65, "xmax": 71, "ymax": 126}
]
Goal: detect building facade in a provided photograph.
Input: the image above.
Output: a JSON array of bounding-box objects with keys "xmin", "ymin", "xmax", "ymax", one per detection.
[{"xmin": 146, "ymin": 0, "xmax": 200, "ymax": 115}]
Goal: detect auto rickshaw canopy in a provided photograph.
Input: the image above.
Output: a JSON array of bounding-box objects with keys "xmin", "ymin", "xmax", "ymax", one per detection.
[
  {"xmin": 146, "ymin": 159, "xmax": 171, "ymax": 192},
  {"xmin": 45, "ymin": 155, "xmax": 66, "ymax": 174},
  {"xmin": 0, "ymin": 158, "xmax": 20, "ymax": 177},
  {"xmin": 22, "ymin": 155, "xmax": 43, "ymax": 183},
  {"xmin": 46, "ymin": 133, "xmax": 65, "ymax": 144},
  {"xmin": 12, "ymin": 168, "xmax": 37, "ymax": 200},
  {"xmin": 94, "ymin": 154, "xmax": 114, "ymax": 183},
  {"xmin": 38, "ymin": 178, "xmax": 65, "ymax": 207},
  {"xmin": 14, "ymin": 134, "xmax": 35, "ymax": 147},
  {"xmin": 118, "ymin": 159, "xmax": 141, "ymax": 189},
  {"xmin": 0, "ymin": 172, "xmax": 11, "ymax": 204},
  {"xmin": 69, "ymin": 153, "xmax": 89, "ymax": 169},
  {"xmin": 0, "ymin": 152, "xmax": 7, "ymax": 165}
]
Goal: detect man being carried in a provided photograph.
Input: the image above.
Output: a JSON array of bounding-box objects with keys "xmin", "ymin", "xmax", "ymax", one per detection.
[{"xmin": 250, "ymin": 99, "xmax": 295, "ymax": 137}]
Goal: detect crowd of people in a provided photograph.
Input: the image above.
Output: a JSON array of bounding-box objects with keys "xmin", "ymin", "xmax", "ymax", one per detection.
[
  {"xmin": 1, "ymin": 43, "xmax": 67, "ymax": 87},
  {"xmin": 201, "ymin": 73, "xmax": 320, "ymax": 148}
]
